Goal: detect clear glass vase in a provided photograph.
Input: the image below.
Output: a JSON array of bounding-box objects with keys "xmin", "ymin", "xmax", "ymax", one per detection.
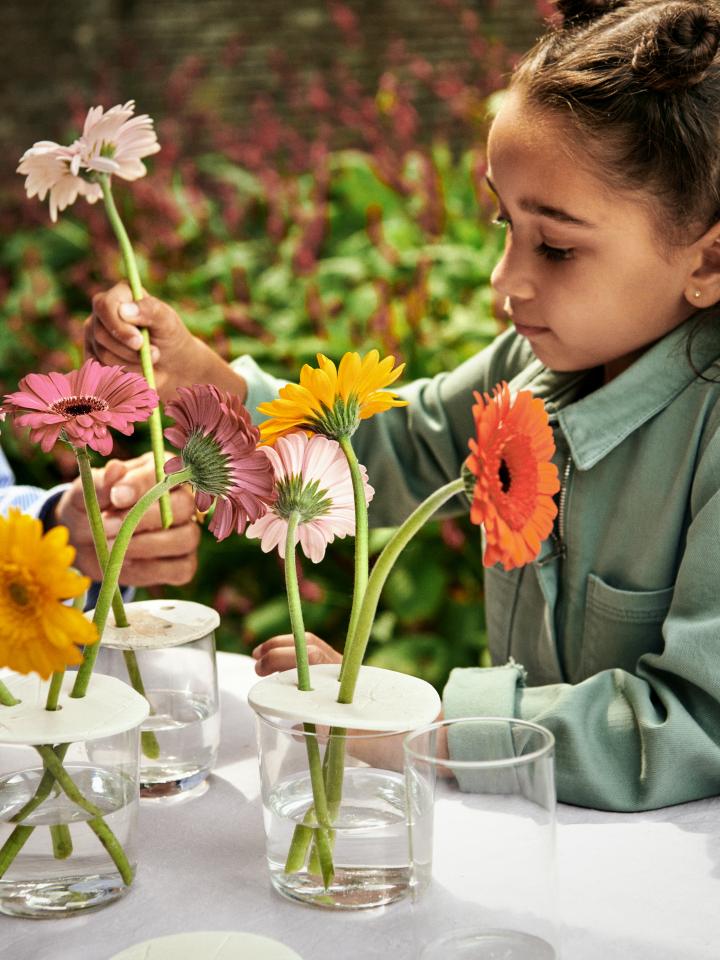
[
  {"xmin": 250, "ymin": 663, "xmax": 442, "ymax": 910},
  {"xmin": 93, "ymin": 599, "xmax": 220, "ymax": 802},
  {"xmin": 0, "ymin": 672, "xmax": 148, "ymax": 918}
]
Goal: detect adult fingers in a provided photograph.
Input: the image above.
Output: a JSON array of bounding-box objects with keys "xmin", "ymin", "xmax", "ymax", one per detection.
[
  {"xmin": 90, "ymin": 283, "xmax": 145, "ymax": 350},
  {"xmin": 111, "ymin": 520, "xmax": 201, "ymax": 560},
  {"xmin": 84, "ymin": 315, "xmax": 147, "ymax": 367},
  {"xmin": 116, "ymin": 552, "xmax": 199, "ymax": 587},
  {"xmin": 103, "ymin": 486, "xmax": 197, "ymax": 534}
]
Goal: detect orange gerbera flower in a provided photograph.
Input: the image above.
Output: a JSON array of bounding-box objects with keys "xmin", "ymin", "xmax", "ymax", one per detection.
[
  {"xmin": 258, "ymin": 350, "xmax": 407, "ymax": 444},
  {"xmin": 466, "ymin": 382, "xmax": 560, "ymax": 571}
]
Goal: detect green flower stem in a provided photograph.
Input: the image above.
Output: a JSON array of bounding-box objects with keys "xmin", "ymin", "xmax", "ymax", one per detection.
[
  {"xmin": 122, "ymin": 652, "xmax": 160, "ymax": 760},
  {"xmin": 45, "ymin": 671, "xmax": 65, "ymax": 712},
  {"xmin": 99, "ymin": 173, "xmax": 172, "ymax": 530},
  {"xmin": 338, "ymin": 436, "xmax": 369, "ymax": 681},
  {"xmin": 34, "ymin": 746, "xmax": 103, "ymax": 818},
  {"xmin": 72, "ymin": 467, "xmax": 193, "ymax": 699},
  {"xmin": 0, "ymin": 827, "xmax": 33, "ymax": 877},
  {"xmin": 8, "ymin": 749, "xmax": 68, "ymax": 826},
  {"xmin": 50, "ymin": 825, "xmax": 73, "ymax": 860},
  {"xmin": 33, "ymin": 747, "xmax": 134, "ymax": 882},
  {"xmin": 283, "ymin": 512, "xmax": 335, "ymax": 887},
  {"xmin": 43, "ymin": 671, "xmax": 73, "ymax": 860},
  {"xmin": 87, "ymin": 816, "xmax": 134, "ymax": 885},
  {"xmin": 338, "ymin": 476, "xmax": 465, "ymax": 704},
  {"xmin": 284, "ymin": 511, "xmax": 312, "ymax": 692},
  {"xmin": 307, "ymin": 725, "xmax": 347, "ymax": 874},
  {"xmin": 76, "ymin": 447, "xmax": 160, "ymax": 760},
  {"xmin": 0, "ymin": 679, "xmax": 19, "ymax": 707}
]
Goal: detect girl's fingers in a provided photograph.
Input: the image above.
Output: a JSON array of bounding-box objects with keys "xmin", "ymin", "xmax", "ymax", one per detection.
[{"xmin": 253, "ymin": 634, "xmax": 342, "ymax": 675}]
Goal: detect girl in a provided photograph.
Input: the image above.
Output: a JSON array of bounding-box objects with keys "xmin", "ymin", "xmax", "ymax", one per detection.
[{"xmin": 87, "ymin": 0, "xmax": 720, "ymax": 811}]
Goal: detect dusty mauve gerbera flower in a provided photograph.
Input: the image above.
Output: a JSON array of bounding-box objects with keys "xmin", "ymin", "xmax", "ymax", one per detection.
[
  {"xmin": 258, "ymin": 350, "xmax": 407, "ymax": 444},
  {"xmin": 74, "ymin": 100, "xmax": 160, "ymax": 181},
  {"xmin": 164, "ymin": 385, "xmax": 276, "ymax": 541},
  {"xmin": 16, "ymin": 141, "xmax": 102, "ymax": 222},
  {"xmin": 2, "ymin": 358, "xmax": 158, "ymax": 456},
  {"xmin": 246, "ymin": 431, "xmax": 374, "ymax": 563},
  {"xmin": 466, "ymin": 382, "xmax": 560, "ymax": 571},
  {"xmin": 0, "ymin": 510, "xmax": 98, "ymax": 679}
]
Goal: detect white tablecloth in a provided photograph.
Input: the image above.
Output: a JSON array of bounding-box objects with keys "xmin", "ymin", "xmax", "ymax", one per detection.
[{"xmin": 5, "ymin": 653, "xmax": 720, "ymax": 960}]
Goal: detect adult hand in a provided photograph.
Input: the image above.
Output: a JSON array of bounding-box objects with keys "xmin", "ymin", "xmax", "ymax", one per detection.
[
  {"xmin": 84, "ymin": 282, "xmax": 248, "ymax": 404},
  {"xmin": 252, "ymin": 632, "xmax": 343, "ymax": 676},
  {"xmin": 84, "ymin": 282, "xmax": 200, "ymax": 402},
  {"xmin": 53, "ymin": 451, "xmax": 201, "ymax": 586}
]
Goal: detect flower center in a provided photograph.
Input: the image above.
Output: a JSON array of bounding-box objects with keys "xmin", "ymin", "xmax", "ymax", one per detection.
[
  {"xmin": 498, "ymin": 458, "xmax": 511, "ymax": 493},
  {"xmin": 308, "ymin": 395, "xmax": 362, "ymax": 440},
  {"xmin": 51, "ymin": 395, "xmax": 108, "ymax": 418},
  {"xmin": 182, "ymin": 429, "xmax": 232, "ymax": 496},
  {"xmin": 8, "ymin": 580, "xmax": 30, "ymax": 606},
  {"xmin": 275, "ymin": 474, "xmax": 333, "ymax": 522}
]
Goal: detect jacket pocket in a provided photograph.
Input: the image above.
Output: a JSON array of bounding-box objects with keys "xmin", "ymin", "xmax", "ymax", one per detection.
[
  {"xmin": 484, "ymin": 565, "xmax": 522, "ymax": 664},
  {"xmin": 580, "ymin": 572, "xmax": 673, "ymax": 677}
]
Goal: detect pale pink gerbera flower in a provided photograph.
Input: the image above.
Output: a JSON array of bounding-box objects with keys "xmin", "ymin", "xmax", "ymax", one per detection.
[
  {"xmin": 16, "ymin": 141, "xmax": 102, "ymax": 222},
  {"xmin": 74, "ymin": 100, "xmax": 160, "ymax": 181},
  {"xmin": 246, "ymin": 432, "xmax": 374, "ymax": 563},
  {"xmin": 164, "ymin": 385, "xmax": 276, "ymax": 542},
  {"xmin": 17, "ymin": 100, "xmax": 159, "ymax": 221},
  {"xmin": 2, "ymin": 358, "xmax": 158, "ymax": 456}
]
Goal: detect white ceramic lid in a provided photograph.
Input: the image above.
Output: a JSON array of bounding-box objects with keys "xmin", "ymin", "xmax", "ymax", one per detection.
[
  {"xmin": 107, "ymin": 931, "xmax": 303, "ymax": 960},
  {"xmin": 87, "ymin": 598, "xmax": 220, "ymax": 650},
  {"xmin": 0, "ymin": 673, "xmax": 149, "ymax": 745},
  {"xmin": 248, "ymin": 663, "xmax": 441, "ymax": 731}
]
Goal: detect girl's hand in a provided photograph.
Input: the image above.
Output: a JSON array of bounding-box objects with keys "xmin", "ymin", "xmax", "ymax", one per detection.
[
  {"xmin": 84, "ymin": 282, "xmax": 249, "ymax": 404},
  {"xmin": 53, "ymin": 451, "xmax": 201, "ymax": 587},
  {"xmin": 252, "ymin": 633, "xmax": 343, "ymax": 676}
]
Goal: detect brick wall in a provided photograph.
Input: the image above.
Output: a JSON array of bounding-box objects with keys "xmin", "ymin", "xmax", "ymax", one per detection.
[{"xmin": 3, "ymin": 0, "xmax": 545, "ymax": 170}]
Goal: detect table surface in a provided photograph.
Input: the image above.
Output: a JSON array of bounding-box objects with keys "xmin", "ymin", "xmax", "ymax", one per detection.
[{"xmin": 6, "ymin": 652, "xmax": 719, "ymax": 960}]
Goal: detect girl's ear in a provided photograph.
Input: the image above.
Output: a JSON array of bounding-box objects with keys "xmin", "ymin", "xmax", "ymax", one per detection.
[{"xmin": 686, "ymin": 220, "xmax": 720, "ymax": 307}]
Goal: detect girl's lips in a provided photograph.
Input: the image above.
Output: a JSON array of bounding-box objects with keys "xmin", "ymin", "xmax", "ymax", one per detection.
[{"xmin": 514, "ymin": 322, "xmax": 549, "ymax": 338}]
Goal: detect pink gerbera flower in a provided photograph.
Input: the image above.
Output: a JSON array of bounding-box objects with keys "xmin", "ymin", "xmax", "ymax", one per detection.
[
  {"xmin": 2, "ymin": 359, "xmax": 158, "ymax": 456},
  {"xmin": 164, "ymin": 384, "xmax": 276, "ymax": 541},
  {"xmin": 16, "ymin": 141, "xmax": 102, "ymax": 222},
  {"xmin": 17, "ymin": 100, "xmax": 159, "ymax": 221},
  {"xmin": 74, "ymin": 100, "xmax": 160, "ymax": 181},
  {"xmin": 246, "ymin": 432, "xmax": 374, "ymax": 563}
]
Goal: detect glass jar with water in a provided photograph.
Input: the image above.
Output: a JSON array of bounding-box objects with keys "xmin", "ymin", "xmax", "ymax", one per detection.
[{"xmin": 93, "ymin": 599, "xmax": 220, "ymax": 802}]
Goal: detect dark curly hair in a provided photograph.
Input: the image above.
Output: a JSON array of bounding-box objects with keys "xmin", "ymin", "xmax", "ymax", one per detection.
[{"xmin": 512, "ymin": 1, "xmax": 720, "ymax": 242}]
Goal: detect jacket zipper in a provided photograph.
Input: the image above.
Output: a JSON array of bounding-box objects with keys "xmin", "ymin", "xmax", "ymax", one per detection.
[{"xmin": 557, "ymin": 456, "xmax": 573, "ymax": 547}]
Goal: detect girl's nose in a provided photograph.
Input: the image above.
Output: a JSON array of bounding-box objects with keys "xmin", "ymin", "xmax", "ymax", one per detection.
[{"xmin": 490, "ymin": 245, "xmax": 535, "ymax": 303}]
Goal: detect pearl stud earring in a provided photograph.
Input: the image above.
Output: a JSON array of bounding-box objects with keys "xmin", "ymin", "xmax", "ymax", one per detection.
[{"xmin": 694, "ymin": 290, "xmax": 702, "ymax": 299}]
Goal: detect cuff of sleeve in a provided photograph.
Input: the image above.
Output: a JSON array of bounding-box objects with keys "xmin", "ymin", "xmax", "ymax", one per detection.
[
  {"xmin": 442, "ymin": 661, "xmax": 527, "ymax": 720},
  {"xmin": 230, "ymin": 355, "xmax": 287, "ymax": 424},
  {"xmin": 36, "ymin": 484, "xmax": 71, "ymax": 526}
]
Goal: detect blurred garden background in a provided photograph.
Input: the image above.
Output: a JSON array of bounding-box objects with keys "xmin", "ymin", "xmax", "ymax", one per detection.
[{"xmin": 1, "ymin": 0, "xmax": 552, "ymax": 689}]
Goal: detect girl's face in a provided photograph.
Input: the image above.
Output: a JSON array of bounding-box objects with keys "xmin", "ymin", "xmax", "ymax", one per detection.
[{"xmin": 487, "ymin": 90, "xmax": 699, "ymax": 381}]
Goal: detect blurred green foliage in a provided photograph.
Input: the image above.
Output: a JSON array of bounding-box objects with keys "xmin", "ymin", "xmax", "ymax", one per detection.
[{"xmin": 0, "ymin": 10, "xmax": 509, "ymax": 690}]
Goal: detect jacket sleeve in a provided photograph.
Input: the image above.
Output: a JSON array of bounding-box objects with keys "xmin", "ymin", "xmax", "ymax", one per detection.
[
  {"xmin": 445, "ymin": 409, "xmax": 720, "ymax": 812},
  {"xmin": 0, "ymin": 446, "xmax": 67, "ymax": 522}
]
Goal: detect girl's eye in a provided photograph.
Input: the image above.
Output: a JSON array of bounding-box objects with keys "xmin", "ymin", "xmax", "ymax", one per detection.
[{"xmin": 536, "ymin": 242, "xmax": 573, "ymax": 262}]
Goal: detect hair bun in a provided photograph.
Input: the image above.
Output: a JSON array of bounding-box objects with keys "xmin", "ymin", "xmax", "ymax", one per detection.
[
  {"xmin": 631, "ymin": 5, "xmax": 720, "ymax": 92},
  {"xmin": 555, "ymin": 0, "xmax": 624, "ymax": 27}
]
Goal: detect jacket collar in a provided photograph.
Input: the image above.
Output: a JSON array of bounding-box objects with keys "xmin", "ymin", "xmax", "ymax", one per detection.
[{"xmin": 508, "ymin": 314, "xmax": 720, "ymax": 471}]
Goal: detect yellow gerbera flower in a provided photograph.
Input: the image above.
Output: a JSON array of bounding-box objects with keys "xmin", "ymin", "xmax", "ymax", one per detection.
[
  {"xmin": 0, "ymin": 510, "xmax": 98, "ymax": 679},
  {"xmin": 258, "ymin": 350, "xmax": 408, "ymax": 444}
]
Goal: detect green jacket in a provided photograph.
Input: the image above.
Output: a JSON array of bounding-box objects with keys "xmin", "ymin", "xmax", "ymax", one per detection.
[{"xmin": 237, "ymin": 314, "xmax": 720, "ymax": 811}]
